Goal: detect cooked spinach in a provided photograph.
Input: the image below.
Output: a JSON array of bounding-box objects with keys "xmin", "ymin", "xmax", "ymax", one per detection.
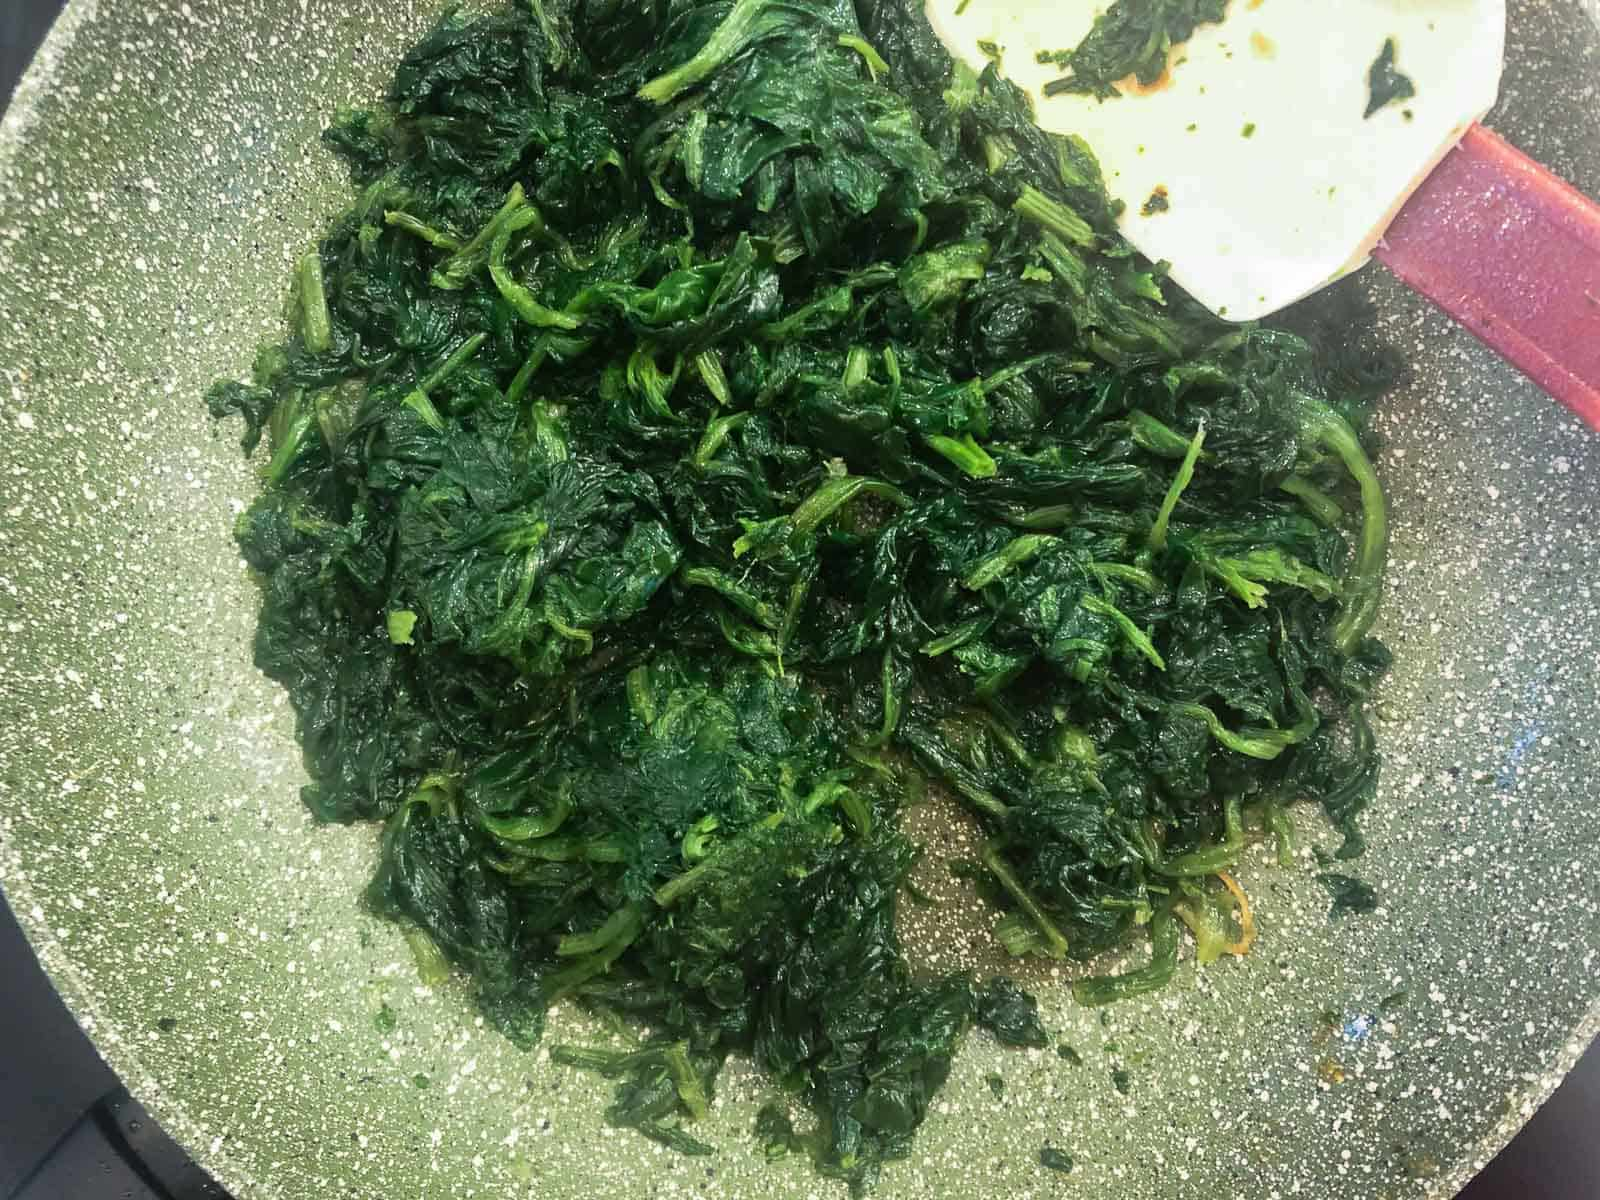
[
  {"xmin": 1042, "ymin": 0, "xmax": 1228, "ymax": 99},
  {"xmin": 207, "ymin": 0, "xmax": 1393, "ymax": 1190},
  {"xmin": 1039, "ymin": 1145, "xmax": 1075, "ymax": 1172},
  {"xmin": 1365, "ymin": 37, "xmax": 1417, "ymax": 119},
  {"xmin": 1318, "ymin": 871, "xmax": 1379, "ymax": 918}
]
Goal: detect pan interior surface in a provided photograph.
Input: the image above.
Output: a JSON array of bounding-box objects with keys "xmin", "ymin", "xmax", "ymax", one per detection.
[{"xmin": 1, "ymin": 2, "xmax": 1597, "ymax": 1197}]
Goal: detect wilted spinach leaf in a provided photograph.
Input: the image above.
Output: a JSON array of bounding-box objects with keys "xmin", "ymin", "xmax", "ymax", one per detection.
[
  {"xmin": 1042, "ymin": 0, "xmax": 1228, "ymax": 100},
  {"xmin": 1318, "ymin": 871, "xmax": 1380, "ymax": 918},
  {"xmin": 1039, "ymin": 1145, "xmax": 1075, "ymax": 1172},
  {"xmin": 1365, "ymin": 37, "xmax": 1417, "ymax": 119}
]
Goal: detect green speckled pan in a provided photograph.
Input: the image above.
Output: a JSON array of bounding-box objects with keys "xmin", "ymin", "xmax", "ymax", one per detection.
[{"xmin": 1, "ymin": 3, "xmax": 1597, "ymax": 1197}]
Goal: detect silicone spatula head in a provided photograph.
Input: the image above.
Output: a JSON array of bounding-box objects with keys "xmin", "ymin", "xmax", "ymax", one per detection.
[{"xmin": 925, "ymin": 0, "xmax": 1506, "ymax": 321}]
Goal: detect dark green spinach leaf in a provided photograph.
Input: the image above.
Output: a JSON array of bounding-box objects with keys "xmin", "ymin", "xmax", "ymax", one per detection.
[
  {"xmin": 1365, "ymin": 37, "xmax": 1417, "ymax": 118},
  {"xmin": 1042, "ymin": 0, "xmax": 1228, "ymax": 100}
]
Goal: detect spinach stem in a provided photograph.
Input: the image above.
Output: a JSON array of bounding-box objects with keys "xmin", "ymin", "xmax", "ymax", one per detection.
[{"xmin": 981, "ymin": 840, "xmax": 1070, "ymax": 959}]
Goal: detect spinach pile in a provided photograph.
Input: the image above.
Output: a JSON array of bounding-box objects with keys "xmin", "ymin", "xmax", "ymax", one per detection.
[{"xmin": 208, "ymin": 0, "xmax": 1394, "ymax": 1190}]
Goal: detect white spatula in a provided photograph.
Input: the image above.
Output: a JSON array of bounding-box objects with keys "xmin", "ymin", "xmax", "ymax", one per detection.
[{"xmin": 926, "ymin": 1, "xmax": 1600, "ymax": 426}]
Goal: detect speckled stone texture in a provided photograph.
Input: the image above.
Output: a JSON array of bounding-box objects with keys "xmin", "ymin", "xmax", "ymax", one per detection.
[{"xmin": 0, "ymin": 3, "xmax": 1596, "ymax": 1199}]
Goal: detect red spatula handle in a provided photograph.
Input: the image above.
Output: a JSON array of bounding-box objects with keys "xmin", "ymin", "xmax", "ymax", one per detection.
[{"xmin": 1373, "ymin": 124, "xmax": 1600, "ymax": 429}]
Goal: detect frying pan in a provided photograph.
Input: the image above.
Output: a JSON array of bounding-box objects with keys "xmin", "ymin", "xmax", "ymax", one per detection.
[{"xmin": 1, "ymin": 2, "xmax": 1597, "ymax": 1198}]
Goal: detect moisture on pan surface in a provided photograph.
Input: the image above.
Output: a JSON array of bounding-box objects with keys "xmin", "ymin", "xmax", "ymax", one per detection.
[{"xmin": 1, "ymin": 2, "xmax": 1598, "ymax": 1199}]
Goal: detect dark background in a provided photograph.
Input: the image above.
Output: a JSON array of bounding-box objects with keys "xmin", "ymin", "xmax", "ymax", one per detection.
[{"xmin": 2, "ymin": 3, "xmax": 1596, "ymax": 1198}]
